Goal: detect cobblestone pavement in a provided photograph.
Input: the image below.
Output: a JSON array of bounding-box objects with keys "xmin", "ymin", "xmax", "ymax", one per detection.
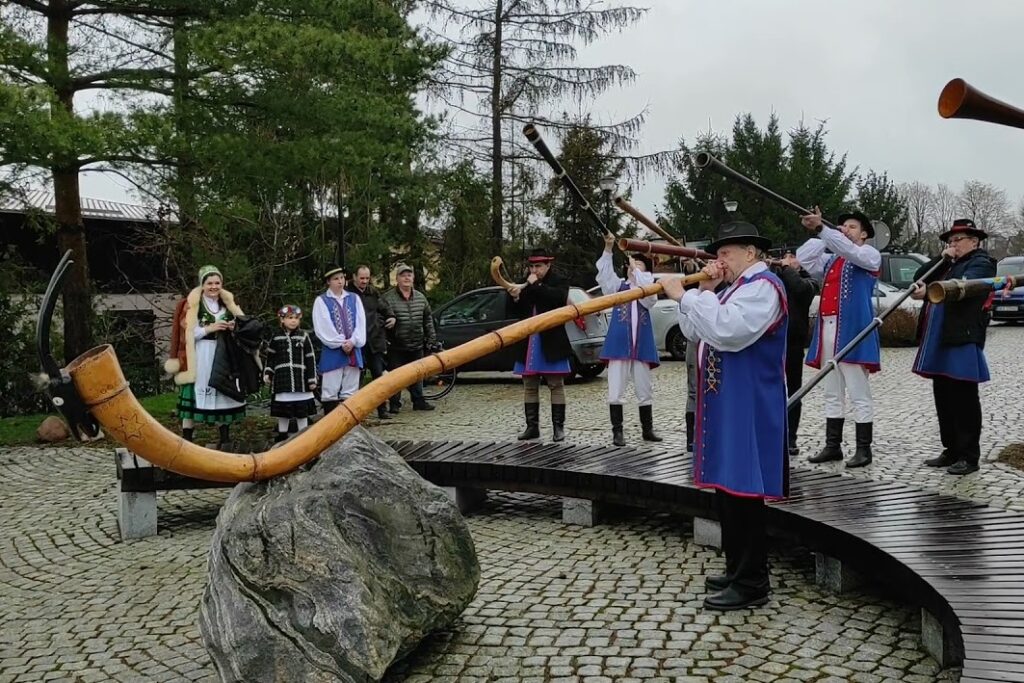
[{"xmin": 5, "ymin": 326, "xmax": 1021, "ymax": 682}]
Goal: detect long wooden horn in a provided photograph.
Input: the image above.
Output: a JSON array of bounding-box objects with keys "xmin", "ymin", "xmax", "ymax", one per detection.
[
  {"xmin": 613, "ymin": 197, "xmax": 685, "ymax": 247},
  {"xmin": 63, "ymin": 272, "xmax": 710, "ymax": 483},
  {"xmin": 490, "ymin": 256, "xmax": 522, "ymax": 293},
  {"xmin": 938, "ymin": 78, "xmax": 1024, "ymax": 131},
  {"xmin": 617, "ymin": 238, "xmax": 714, "ymax": 261}
]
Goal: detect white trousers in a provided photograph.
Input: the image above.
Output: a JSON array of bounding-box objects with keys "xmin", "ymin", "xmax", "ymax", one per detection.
[
  {"xmin": 607, "ymin": 360, "xmax": 653, "ymax": 406},
  {"xmin": 820, "ymin": 315, "xmax": 874, "ymax": 423},
  {"xmin": 322, "ymin": 367, "xmax": 362, "ymax": 402}
]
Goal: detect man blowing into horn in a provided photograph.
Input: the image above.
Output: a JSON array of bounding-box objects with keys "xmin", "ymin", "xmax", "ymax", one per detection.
[
  {"xmin": 595, "ymin": 231, "xmax": 662, "ymax": 446},
  {"xmin": 797, "ymin": 208, "xmax": 880, "ymax": 469},
  {"xmin": 662, "ymin": 220, "xmax": 788, "ymax": 611}
]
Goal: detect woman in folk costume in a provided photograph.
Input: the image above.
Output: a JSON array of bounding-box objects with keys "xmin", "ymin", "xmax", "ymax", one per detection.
[
  {"xmin": 663, "ymin": 220, "xmax": 788, "ymax": 611},
  {"xmin": 165, "ymin": 265, "xmax": 247, "ymax": 449},
  {"xmin": 595, "ymin": 231, "xmax": 661, "ymax": 446},
  {"xmin": 507, "ymin": 247, "xmax": 572, "ymax": 442},
  {"xmin": 312, "ymin": 266, "xmax": 366, "ymax": 415},
  {"xmin": 264, "ymin": 305, "xmax": 318, "ymax": 443}
]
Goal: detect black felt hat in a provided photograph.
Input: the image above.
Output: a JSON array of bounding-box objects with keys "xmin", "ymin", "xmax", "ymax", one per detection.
[
  {"xmin": 939, "ymin": 218, "xmax": 988, "ymax": 242},
  {"xmin": 706, "ymin": 221, "xmax": 771, "ymax": 254},
  {"xmin": 836, "ymin": 211, "xmax": 875, "ymax": 238},
  {"xmin": 527, "ymin": 246, "xmax": 556, "ymax": 263}
]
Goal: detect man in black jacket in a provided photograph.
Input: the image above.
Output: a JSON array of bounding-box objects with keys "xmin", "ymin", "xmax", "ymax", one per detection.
[
  {"xmin": 910, "ymin": 218, "xmax": 997, "ymax": 475},
  {"xmin": 347, "ymin": 265, "xmax": 397, "ymax": 419},
  {"xmin": 507, "ymin": 247, "xmax": 573, "ymax": 442},
  {"xmin": 382, "ymin": 264, "xmax": 438, "ymax": 413},
  {"xmin": 769, "ymin": 251, "xmax": 819, "ymax": 456}
]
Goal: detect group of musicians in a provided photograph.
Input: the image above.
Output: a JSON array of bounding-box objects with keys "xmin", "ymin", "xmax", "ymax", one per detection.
[{"xmin": 507, "ymin": 211, "xmax": 997, "ymax": 610}]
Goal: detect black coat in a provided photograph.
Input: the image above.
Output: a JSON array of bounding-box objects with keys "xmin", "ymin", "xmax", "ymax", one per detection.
[
  {"xmin": 771, "ymin": 264, "xmax": 819, "ymax": 348},
  {"xmin": 914, "ymin": 248, "xmax": 997, "ymax": 347},
  {"xmin": 210, "ymin": 316, "xmax": 265, "ymax": 402},
  {"xmin": 508, "ymin": 269, "xmax": 572, "ymax": 363},
  {"xmin": 264, "ymin": 328, "xmax": 317, "ymax": 395},
  {"xmin": 346, "ymin": 283, "xmax": 394, "ymax": 354}
]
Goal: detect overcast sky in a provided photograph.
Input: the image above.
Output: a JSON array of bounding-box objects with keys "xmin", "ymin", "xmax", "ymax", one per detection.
[{"xmin": 80, "ymin": 0, "xmax": 1024, "ymax": 220}]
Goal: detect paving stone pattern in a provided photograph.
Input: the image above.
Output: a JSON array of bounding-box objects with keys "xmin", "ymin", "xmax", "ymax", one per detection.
[{"xmin": 6, "ymin": 325, "xmax": 1020, "ymax": 682}]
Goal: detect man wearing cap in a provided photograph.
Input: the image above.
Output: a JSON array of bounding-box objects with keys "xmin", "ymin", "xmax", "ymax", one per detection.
[
  {"xmin": 382, "ymin": 264, "xmax": 438, "ymax": 412},
  {"xmin": 910, "ymin": 219, "xmax": 996, "ymax": 475},
  {"xmin": 312, "ymin": 266, "xmax": 366, "ymax": 415},
  {"xmin": 508, "ymin": 247, "xmax": 572, "ymax": 441},
  {"xmin": 347, "ymin": 264, "xmax": 397, "ymax": 420},
  {"xmin": 595, "ymin": 232, "xmax": 661, "ymax": 446},
  {"xmin": 797, "ymin": 208, "xmax": 881, "ymax": 469},
  {"xmin": 662, "ymin": 220, "xmax": 788, "ymax": 611}
]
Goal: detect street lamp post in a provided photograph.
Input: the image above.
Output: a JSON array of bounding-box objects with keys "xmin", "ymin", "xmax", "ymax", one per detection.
[{"xmin": 598, "ymin": 175, "xmax": 618, "ymax": 233}]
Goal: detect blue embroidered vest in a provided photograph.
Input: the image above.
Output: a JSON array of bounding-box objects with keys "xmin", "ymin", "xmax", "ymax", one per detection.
[
  {"xmin": 695, "ymin": 271, "xmax": 789, "ymax": 500},
  {"xmin": 319, "ymin": 293, "xmax": 363, "ymax": 373},
  {"xmin": 599, "ymin": 282, "xmax": 660, "ymax": 367},
  {"xmin": 805, "ymin": 256, "xmax": 881, "ymax": 372}
]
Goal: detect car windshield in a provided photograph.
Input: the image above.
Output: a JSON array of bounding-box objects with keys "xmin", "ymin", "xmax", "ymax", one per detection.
[{"xmin": 997, "ymin": 261, "xmax": 1024, "ymax": 277}]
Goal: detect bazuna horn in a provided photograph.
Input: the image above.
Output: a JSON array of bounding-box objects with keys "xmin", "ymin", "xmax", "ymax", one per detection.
[
  {"xmin": 938, "ymin": 78, "xmax": 1024, "ymax": 131},
  {"xmin": 926, "ymin": 275, "xmax": 1019, "ymax": 304}
]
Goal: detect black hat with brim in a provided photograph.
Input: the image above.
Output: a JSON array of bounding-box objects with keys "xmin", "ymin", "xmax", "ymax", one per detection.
[
  {"xmin": 939, "ymin": 218, "xmax": 988, "ymax": 242},
  {"xmin": 837, "ymin": 211, "xmax": 874, "ymax": 238},
  {"xmin": 706, "ymin": 221, "xmax": 771, "ymax": 255}
]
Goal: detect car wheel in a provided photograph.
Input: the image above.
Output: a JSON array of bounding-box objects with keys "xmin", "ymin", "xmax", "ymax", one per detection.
[{"xmin": 667, "ymin": 326, "xmax": 687, "ymax": 361}]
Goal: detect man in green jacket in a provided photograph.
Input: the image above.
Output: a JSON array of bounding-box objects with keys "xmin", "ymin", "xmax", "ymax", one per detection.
[{"xmin": 382, "ymin": 264, "xmax": 438, "ymax": 412}]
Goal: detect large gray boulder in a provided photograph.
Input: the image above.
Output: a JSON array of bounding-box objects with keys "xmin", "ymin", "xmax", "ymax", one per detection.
[{"xmin": 199, "ymin": 427, "xmax": 480, "ymax": 683}]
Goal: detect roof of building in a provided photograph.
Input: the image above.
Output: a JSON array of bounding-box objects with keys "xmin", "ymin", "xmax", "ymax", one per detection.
[{"xmin": 0, "ymin": 190, "xmax": 167, "ymax": 223}]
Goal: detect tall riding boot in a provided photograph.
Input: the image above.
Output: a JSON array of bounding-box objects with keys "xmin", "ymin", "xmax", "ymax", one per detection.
[
  {"xmin": 218, "ymin": 424, "xmax": 231, "ymax": 451},
  {"xmin": 685, "ymin": 412, "xmax": 695, "ymax": 453},
  {"xmin": 517, "ymin": 403, "xmax": 540, "ymax": 440},
  {"xmin": 182, "ymin": 427, "xmax": 194, "ymax": 443},
  {"xmin": 808, "ymin": 418, "xmax": 844, "ymax": 463},
  {"xmin": 551, "ymin": 404, "xmax": 566, "ymax": 442},
  {"xmin": 322, "ymin": 400, "xmax": 338, "ymax": 416},
  {"xmin": 274, "ymin": 431, "xmax": 288, "ymax": 444},
  {"xmin": 847, "ymin": 422, "xmax": 874, "ymax": 468},
  {"xmin": 610, "ymin": 404, "xmax": 625, "ymax": 446},
  {"xmin": 640, "ymin": 405, "xmax": 662, "ymax": 442}
]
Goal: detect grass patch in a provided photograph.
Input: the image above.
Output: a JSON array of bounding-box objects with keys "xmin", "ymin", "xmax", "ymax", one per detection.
[
  {"xmin": 996, "ymin": 443, "xmax": 1024, "ymax": 471},
  {"xmin": 0, "ymin": 391, "xmax": 276, "ymax": 448}
]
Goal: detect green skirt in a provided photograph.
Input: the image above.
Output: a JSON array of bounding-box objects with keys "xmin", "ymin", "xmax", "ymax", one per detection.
[{"xmin": 177, "ymin": 384, "xmax": 246, "ymax": 425}]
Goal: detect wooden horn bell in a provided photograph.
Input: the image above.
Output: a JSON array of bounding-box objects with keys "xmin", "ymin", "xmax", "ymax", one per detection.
[{"xmin": 938, "ymin": 78, "xmax": 1024, "ymax": 131}]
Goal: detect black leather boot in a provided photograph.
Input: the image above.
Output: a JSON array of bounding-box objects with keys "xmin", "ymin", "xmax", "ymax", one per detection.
[
  {"xmin": 518, "ymin": 403, "xmax": 540, "ymax": 440},
  {"xmin": 274, "ymin": 431, "xmax": 288, "ymax": 444},
  {"xmin": 640, "ymin": 405, "xmax": 662, "ymax": 442},
  {"xmin": 847, "ymin": 422, "xmax": 873, "ymax": 468},
  {"xmin": 551, "ymin": 404, "xmax": 566, "ymax": 442},
  {"xmin": 182, "ymin": 427, "xmax": 194, "ymax": 443},
  {"xmin": 808, "ymin": 418, "xmax": 844, "ymax": 463},
  {"xmin": 924, "ymin": 449, "xmax": 958, "ymax": 467},
  {"xmin": 685, "ymin": 411, "xmax": 695, "ymax": 453},
  {"xmin": 322, "ymin": 400, "xmax": 338, "ymax": 416},
  {"xmin": 610, "ymin": 404, "xmax": 625, "ymax": 446}
]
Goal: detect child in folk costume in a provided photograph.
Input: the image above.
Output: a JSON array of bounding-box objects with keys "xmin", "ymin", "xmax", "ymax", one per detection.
[
  {"xmin": 312, "ymin": 266, "xmax": 366, "ymax": 415},
  {"xmin": 264, "ymin": 305, "xmax": 318, "ymax": 443},
  {"xmin": 663, "ymin": 220, "xmax": 789, "ymax": 611},
  {"xmin": 165, "ymin": 265, "xmax": 247, "ymax": 449},
  {"xmin": 596, "ymin": 231, "xmax": 662, "ymax": 446}
]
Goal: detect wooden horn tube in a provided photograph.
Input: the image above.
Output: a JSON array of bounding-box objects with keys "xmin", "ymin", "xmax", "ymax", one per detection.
[
  {"xmin": 65, "ymin": 273, "xmax": 710, "ymax": 483},
  {"xmin": 613, "ymin": 197, "xmax": 684, "ymax": 247},
  {"xmin": 490, "ymin": 256, "xmax": 523, "ymax": 293},
  {"xmin": 617, "ymin": 238, "xmax": 714, "ymax": 261},
  {"xmin": 926, "ymin": 276, "xmax": 1018, "ymax": 304},
  {"xmin": 938, "ymin": 78, "xmax": 1024, "ymax": 131}
]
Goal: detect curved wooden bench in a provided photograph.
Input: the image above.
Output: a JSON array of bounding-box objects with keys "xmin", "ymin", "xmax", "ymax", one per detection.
[{"xmin": 390, "ymin": 439, "xmax": 1024, "ymax": 683}]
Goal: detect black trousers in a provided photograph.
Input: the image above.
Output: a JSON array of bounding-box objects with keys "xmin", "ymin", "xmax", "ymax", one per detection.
[
  {"xmin": 786, "ymin": 343, "xmax": 805, "ymax": 447},
  {"xmin": 718, "ymin": 492, "xmax": 769, "ymax": 594},
  {"xmin": 364, "ymin": 349, "xmax": 388, "ymax": 415},
  {"xmin": 388, "ymin": 348, "xmax": 426, "ymax": 407},
  {"xmin": 933, "ymin": 376, "xmax": 982, "ymax": 465}
]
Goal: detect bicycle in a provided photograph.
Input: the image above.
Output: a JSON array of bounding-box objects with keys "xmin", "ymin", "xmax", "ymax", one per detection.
[{"xmin": 421, "ymin": 342, "xmax": 456, "ymax": 401}]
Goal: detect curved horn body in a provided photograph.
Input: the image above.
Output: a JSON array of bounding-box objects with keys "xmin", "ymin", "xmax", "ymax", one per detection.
[
  {"xmin": 66, "ymin": 273, "xmax": 709, "ymax": 483},
  {"xmin": 613, "ymin": 197, "xmax": 685, "ymax": 247},
  {"xmin": 617, "ymin": 238, "xmax": 714, "ymax": 261},
  {"xmin": 926, "ymin": 275, "xmax": 1019, "ymax": 304},
  {"xmin": 938, "ymin": 78, "xmax": 1024, "ymax": 131}
]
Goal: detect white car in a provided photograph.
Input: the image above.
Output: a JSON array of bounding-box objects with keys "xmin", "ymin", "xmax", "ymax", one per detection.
[{"xmin": 809, "ymin": 279, "xmax": 922, "ymax": 320}]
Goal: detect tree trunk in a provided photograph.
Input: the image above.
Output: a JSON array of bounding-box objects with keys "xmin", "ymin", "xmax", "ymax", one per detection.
[
  {"xmin": 49, "ymin": 1, "xmax": 92, "ymax": 361},
  {"xmin": 489, "ymin": 0, "xmax": 503, "ymax": 255},
  {"xmin": 172, "ymin": 16, "xmax": 198, "ymax": 236}
]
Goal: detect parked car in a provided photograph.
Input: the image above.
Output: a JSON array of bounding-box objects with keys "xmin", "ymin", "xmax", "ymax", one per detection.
[
  {"xmin": 879, "ymin": 252, "xmax": 930, "ymax": 289},
  {"xmin": 433, "ymin": 285, "xmax": 607, "ymax": 378},
  {"xmin": 992, "ymin": 256, "xmax": 1024, "ymax": 323}
]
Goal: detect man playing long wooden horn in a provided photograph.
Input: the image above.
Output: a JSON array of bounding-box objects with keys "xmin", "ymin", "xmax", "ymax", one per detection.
[
  {"xmin": 662, "ymin": 220, "xmax": 788, "ymax": 611},
  {"xmin": 595, "ymin": 231, "xmax": 662, "ymax": 446}
]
